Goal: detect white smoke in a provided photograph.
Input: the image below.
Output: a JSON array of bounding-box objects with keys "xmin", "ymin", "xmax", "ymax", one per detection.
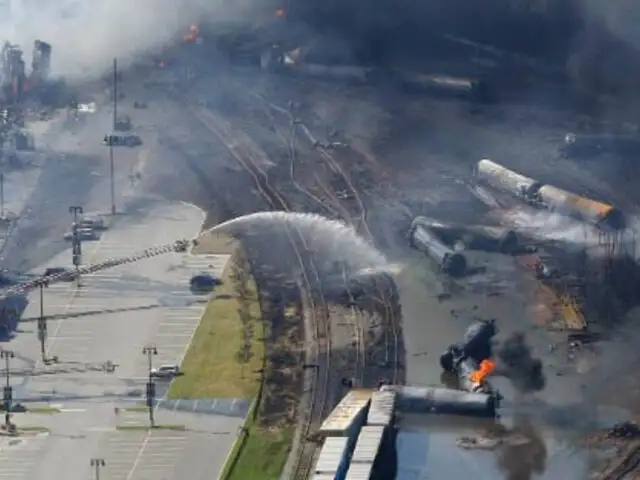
[
  {"xmin": 501, "ymin": 207, "xmax": 640, "ymax": 261},
  {"xmin": 501, "ymin": 208, "xmax": 602, "ymax": 247},
  {"xmin": 0, "ymin": 0, "xmax": 268, "ymax": 81}
]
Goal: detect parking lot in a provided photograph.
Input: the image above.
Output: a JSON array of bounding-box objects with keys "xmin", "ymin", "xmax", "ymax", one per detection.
[
  {"xmin": 0, "ymin": 201, "xmax": 246, "ymax": 479},
  {"xmin": 0, "ymin": 433, "xmax": 50, "ymax": 480},
  {"xmin": 98, "ymin": 412, "xmax": 241, "ymax": 480}
]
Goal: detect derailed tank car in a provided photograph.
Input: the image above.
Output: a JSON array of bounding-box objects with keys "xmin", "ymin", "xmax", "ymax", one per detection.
[
  {"xmin": 476, "ymin": 159, "xmax": 626, "ymax": 231},
  {"xmin": 412, "ymin": 216, "xmax": 519, "ymax": 253},
  {"xmin": 409, "ymin": 220, "xmax": 466, "ymax": 277},
  {"xmin": 476, "ymin": 159, "xmax": 541, "ymax": 199},
  {"xmin": 440, "ymin": 319, "xmax": 496, "ymax": 372},
  {"xmin": 382, "ymin": 385, "xmax": 496, "ymax": 418},
  {"xmin": 398, "ymin": 72, "xmax": 492, "ymax": 102},
  {"xmin": 536, "ymin": 184, "xmax": 625, "ymax": 230}
]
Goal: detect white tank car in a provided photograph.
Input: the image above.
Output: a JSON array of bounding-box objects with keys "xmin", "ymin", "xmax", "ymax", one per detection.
[
  {"xmin": 476, "ymin": 159, "xmax": 541, "ymax": 198},
  {"xmin": 536, "ymin": 184, "xmax": 625, "ymax": 230}
]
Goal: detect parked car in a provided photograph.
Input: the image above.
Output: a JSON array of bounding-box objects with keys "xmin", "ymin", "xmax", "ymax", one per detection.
[
  {"xmin": 103, "ymin": 133, "xmax": 142, "ymax": 147},
  {"xmin": 63, "ymin": 228, "xmax": 99, "ymax": 241},
  {"xmin": 78, "ymin": 216, "xmax": 107, "ymax": 230},
  {"xmin": 150, "ymin": 364, "xmax": 181, "ymax": 379},
  {"xmin": 189, "ymin": 273, "xmax": 222, "ymax": 293},
  {"xmin": 43, "ymin": 267, "xmax": 74, "ymax": 281},
  {"xmin": 114, "ymin": 115, "xmax": 132, "ymax": 132}
]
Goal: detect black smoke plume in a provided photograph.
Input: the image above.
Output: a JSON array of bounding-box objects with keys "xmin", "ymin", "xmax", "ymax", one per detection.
[{"xmin": 497, "ymin": 332, "xmax": 546, "ymax": 393}]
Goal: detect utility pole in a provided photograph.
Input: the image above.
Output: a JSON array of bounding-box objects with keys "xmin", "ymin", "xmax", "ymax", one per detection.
[
  {"xmin": 110, "ymin": 58, "xmax": 117, "ymax": 216},
  {"xmin": 113, "ymin": 58, "xmax": 118, "ymax": 129},
  {"xmin": 90, "ymin": 458, "xmax": 105, "ymax": 480},
  {"xmin": 1, "ymin": 349, "xmax": 14, "ymax": 429},
  {"xmin": 69, "ymin": 206, "xmax": 83, "ymax": 280},
  {"xmin": 142, "ymin": 344, "xmax": 157, "ymax": 428},
  {"xmin": 0, "ymin": 172, "xmax": 4, "ymax": 218}
]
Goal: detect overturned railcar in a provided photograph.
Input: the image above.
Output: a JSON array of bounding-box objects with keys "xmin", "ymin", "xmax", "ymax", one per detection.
[
  {"xmin": 536, "ymin": 185, "xmax": 625, "ymax": 230},
  {"xmin": 409, "ymin": 220, "xmax": 467, "ymax": 277},
  {"xmin": 476, "ymin": 159, "xmax": 626, "ymax": 231},
  {"xmin": 476, "ymin": 159, "xmax": 541, "ymax": 199},
  {"xmin": 412, "ymin": 216, "xmax": 518, "ymax": 253}
]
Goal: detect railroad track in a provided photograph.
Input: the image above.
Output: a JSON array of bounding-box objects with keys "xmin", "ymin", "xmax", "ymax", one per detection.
[
  {"xmin": 232, "ymin": 75, "xmax": 403, "ymax": 385},
  {"xmin": 599, "ymin": 442, "xmax": 640, "ymax": 480},
  {"xmin": 185, "ymin": 103, "xmax": 340, "ymax": 480},
  {"xmin": 187, "ymin": 68, "xmax": 403, "ymax": 477}
]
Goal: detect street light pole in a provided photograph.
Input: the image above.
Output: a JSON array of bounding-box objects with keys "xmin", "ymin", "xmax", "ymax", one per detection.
[
  {"xmin": 1, "ymin": 349, "xmax": 14, "ymax": 428},
  {"xmin": 142, "ymin": 344, "xmax": 157, "ymax": 428},
  {"xmin": 113, "ymin": 58, "xmax": 118, "ymax": 129},
  {"xmin": 0, "ymin": 172, "xmax": 4, "ymax": 218},
  {"xmin": 143, "ymin": 344, "xmax": 157, "ymax": 378},
  {"xmin": 69, "ymin": 205, "xmax": 83, "ymax": 224},
  {"xmin": 110, "ymin": 58, "xmax": 117, "ymax": 216},
  {"xmin": 38, "ymin": 283, "xmax": 47, "ymax": 362},
  {"xmin": 109, "ymin": 144, "xmax": 115, "ymax": 216},
  {"xmin": 90, "ymin": 458, "xmax": 105, "ymax": 480},
  {"xmin": 69, "ymin": 206, "xmax": 84, "ymax": 280}
]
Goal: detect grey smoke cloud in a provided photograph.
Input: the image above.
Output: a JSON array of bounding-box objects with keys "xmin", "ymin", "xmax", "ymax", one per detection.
[{"xmin": 0, "ymin": 0, "xmax": 267, "ymax": 81}]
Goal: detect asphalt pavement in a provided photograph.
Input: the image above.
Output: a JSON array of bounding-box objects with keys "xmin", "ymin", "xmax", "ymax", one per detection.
[
  {"xmin": 0, "ymin": 73, "xmax": 253, "ymax": 479},
  {"xmin": 0, "ymin": 199, "xmax": 246, "ymax": 480}
]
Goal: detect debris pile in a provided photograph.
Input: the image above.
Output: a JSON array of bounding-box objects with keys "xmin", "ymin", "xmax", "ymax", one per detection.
[{"xmin": 607, "ymin": 422, "xmax": 640, "ymax": 439}]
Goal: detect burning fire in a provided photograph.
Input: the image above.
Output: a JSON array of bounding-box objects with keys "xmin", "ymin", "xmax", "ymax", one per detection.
[
  {"xmin": 183, "ymin": 23, "xmax": 200, "ymax": 43},
  {"xmin": 469, "ymin": 359, "xmax": 496, "ymax": 383}
]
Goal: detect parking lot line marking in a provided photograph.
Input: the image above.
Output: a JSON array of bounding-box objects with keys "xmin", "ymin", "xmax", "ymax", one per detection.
[
  {"xmin": 156, "ymin": 324, "xmax": 197, "ymax": 329},
  {"xmin": 126, "ymin": 432, "xmax": 151, "ymax": 480},
  {"xmin": 35, "ymin": 235, "xmax": 111, "ymax": 368}
]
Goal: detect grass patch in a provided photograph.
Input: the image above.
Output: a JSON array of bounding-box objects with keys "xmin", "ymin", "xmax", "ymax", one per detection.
[
  {"xmin": 123, "ymin": 405, "xmax": 150, "ymax": 413},
  {"xmin": 26, "ymin": 407, "xmax": 60, "ymax": 414},
  {"xmin": 18, "ymin": 426, "xmax": 50, "ymax": 432},
  {"xmin": 225, "ymin": 427, "xmax": 294, "ymax": 480},
  {"xmin": 223, "ymin": 298, "xmax": 304, "ymax": 480},
  {"xmin": 168, "ymin": 241, "xmax": 264, "ymax": 399},
  {"xmin": 116, "ymin": 424, "xmax": 186, "ymax": 431}
]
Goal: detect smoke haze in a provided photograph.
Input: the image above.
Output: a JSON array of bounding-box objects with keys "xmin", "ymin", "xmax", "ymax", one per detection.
[
  {"xmin": 497, "ymin": 332, "xmax": 546, "ymax": 393},
  {"xmin": 0, "ymin": 0, "xmax": 268, "ymax": 80}
]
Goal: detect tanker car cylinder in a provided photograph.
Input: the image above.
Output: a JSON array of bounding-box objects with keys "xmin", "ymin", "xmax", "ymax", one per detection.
[
  {"xmin": 409, "ymin": 223, "xmax": 466, "ymax": 277},
  {"xmin": 413, "ymin": 216, "xmax": 519, "ymax": 254},
  {"xmin": 455, "ymin": 356, "xmax": 486, "ymax": 394},
  {"xmin": 440, "ymin": 319, "xmax": 496, "ymax": 372},
  {"xmin": 382, "ymin": 385, "xmax": 497, "ymax": 418}
]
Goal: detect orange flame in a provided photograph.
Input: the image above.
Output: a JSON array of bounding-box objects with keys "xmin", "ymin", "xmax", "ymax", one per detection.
[
  {"xmin": 469, "ymin": 359, "xmax": 496, "ymax": 383},
  {"xmin": 183, "ymin": 23, "xmax": 200, "ymax": 42}
]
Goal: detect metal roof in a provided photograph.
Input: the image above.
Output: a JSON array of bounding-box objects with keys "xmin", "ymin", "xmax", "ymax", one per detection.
[
  {"xmin": 351, "ymin": 426, "xmax": 385, "ymax": 463},
  {"xmin": 346, "ymin": 461, "xmax": 375, "ymax": 479},
  {"xmin": 319, "ymin": 389, "xmax": 372, "ymax": 434},
  {"xmin": 367, "ymin": 390, "xmax": 396, "ymax": 426},
  {"xmin": 315, "ymin": 436, "xmax": 350, "ymax": 474}
]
